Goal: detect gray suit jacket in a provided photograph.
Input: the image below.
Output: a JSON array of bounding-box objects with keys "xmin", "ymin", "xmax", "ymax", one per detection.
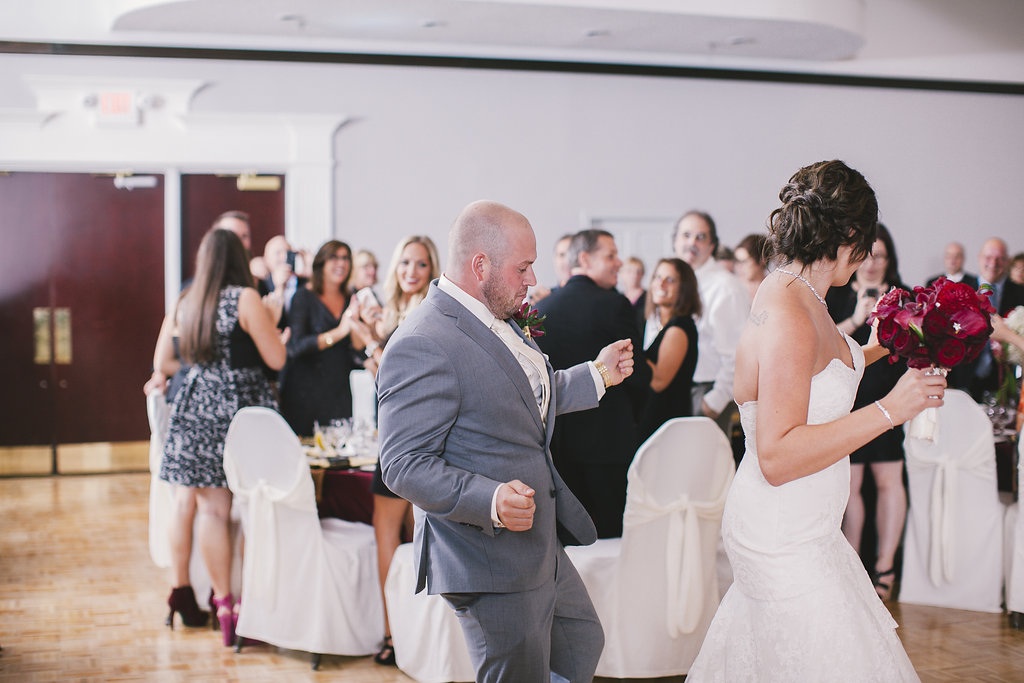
[{"xmin": 377, "ymin": 283, "xmax": 599, "ymax": 595}]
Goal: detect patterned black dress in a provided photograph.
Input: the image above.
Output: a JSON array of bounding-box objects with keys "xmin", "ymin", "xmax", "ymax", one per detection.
[{"xmin": 160, "ymin": 286, "xmax": 278, "ymax": 488}]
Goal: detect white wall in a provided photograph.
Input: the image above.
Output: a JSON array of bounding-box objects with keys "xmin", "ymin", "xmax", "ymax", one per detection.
[{"xmin": 1, "ymin": 52, "xmax": 1022, "ymax": 288}]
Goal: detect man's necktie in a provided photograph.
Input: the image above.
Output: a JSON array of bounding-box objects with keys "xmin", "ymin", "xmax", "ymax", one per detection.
[{"xmin": 491, "ymin": 319, "xmax": 550, "ymax": 421}]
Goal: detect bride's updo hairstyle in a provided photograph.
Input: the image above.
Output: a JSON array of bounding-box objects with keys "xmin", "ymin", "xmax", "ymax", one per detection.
[{"xmin": 766, "ymin": 160, "xmax": 878, "ymax": 267}]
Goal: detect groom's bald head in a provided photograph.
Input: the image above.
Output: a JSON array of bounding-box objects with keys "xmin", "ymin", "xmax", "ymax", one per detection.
[{"xmin": 446, "ymin": 200, "xmax": 537, "ymax": 318}]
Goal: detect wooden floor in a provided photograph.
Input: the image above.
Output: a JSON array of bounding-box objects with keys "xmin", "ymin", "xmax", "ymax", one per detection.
[{"xmin": 1, "ymin": 473, "xmax": 1022, "ymax": 682}]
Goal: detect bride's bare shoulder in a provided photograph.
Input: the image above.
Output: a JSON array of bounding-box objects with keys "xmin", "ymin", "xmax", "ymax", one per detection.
[
  {"xmin": 746, "ymin": 281, "xmax": 806, "ymax": 332},
  {"xmin": 739, "ymin": 287, "xmax": 817, "ymax": 378}
]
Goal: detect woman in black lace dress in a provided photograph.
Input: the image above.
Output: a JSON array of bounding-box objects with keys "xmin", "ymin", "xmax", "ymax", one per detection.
[{"xmin": 160, "ymin": 228, "xmax": 286, "ymax": 644}]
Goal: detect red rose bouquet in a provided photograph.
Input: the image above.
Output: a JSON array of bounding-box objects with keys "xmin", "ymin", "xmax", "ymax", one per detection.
[
  {"xmin": 869, "ymin": 277, "xmax": 995, "ymax": 439},
  {"xmin": 871, "ymin": 277, "xmax": 995, "ymax": 369}
]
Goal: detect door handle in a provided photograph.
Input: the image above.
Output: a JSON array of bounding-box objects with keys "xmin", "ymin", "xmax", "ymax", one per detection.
[
  {"xmin": 59, "ymin": 379, "xmax": 68, "ymax": 389},
  {"xmin": 33, "ymin": 308, "xmax": 52, "ymax": 364},
  {"xmin": 39, "ymin": 379, "xmax": 48, "ymax": 389},
  {"xmin": 54, "ymin": 307, "xmax": 72, "ymax": 364}
]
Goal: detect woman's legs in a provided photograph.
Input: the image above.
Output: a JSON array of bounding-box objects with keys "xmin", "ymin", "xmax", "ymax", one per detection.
[
  {"xmin": 843, "ymin": 463, "xmax": 867, "ymax": 552},
  {"xmin": 168, "ymin": 486, "xmax": 198, "ymax": 587},
  {"xmin": 372, "ymin": 494, "xmax": 412, "ymax": 664},
  {"xmin": 871, "ymin": 460, "xmax": 908, "ymax": 597},
  {"xmin": 164, "ymin": 485, "xmax": 207, "ymax": 627},
  {"xmin": 194, "ymin": 486, "xmax": 234, "ymax": 600}
]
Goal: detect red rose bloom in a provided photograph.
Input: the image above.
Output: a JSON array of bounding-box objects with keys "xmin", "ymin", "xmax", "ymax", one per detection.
[{"xmin": 934, "ymin": 337, "xmax": 967, "ymax": 367}]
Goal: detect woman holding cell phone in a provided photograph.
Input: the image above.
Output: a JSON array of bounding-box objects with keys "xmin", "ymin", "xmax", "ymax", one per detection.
[{"xmin": 824, "ymin": 223, "xmax": 910, "ymax": 601}]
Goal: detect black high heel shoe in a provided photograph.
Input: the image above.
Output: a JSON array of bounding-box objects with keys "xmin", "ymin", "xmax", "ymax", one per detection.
[
  {"xmin": 166, "ymin": 585, "xmax": 209, "ymax": 629},
  {"xmin": 873, "ymin": 567, "xmax": 897, "ymax": 601},
  {"xmin": 374, "ymin": 635, "xmax": 396, "ymax": 666},
  {"xmin": 208, "ymin": 589, "xmax": 218, "ymax": 631}
]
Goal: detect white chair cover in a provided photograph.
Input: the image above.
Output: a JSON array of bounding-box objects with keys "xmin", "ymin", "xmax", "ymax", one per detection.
[
  {"xmin": 384, "ymin": 540, "xmax": 475, "ymax": 683},
  {"xmin": 1005, "ymin": 439, "xmax": 1024, "ymax": 614},
  {"xmin": 147, "ymin": 392, "xmax": 243, "ymax": 599},
  {"xmin": 900, "ymin": 390, "xmax": 1003, "ymax": 613},
  {"xmin": 147, "ymin": 391, "xmax": 173, "ymax": 569},
  {"xmin": 350, "ymin": 369, "xmax": 377, "ymax": 426},
  {"xmin": 224, "ymin": 407, "xmax": 383, "ymax": 656},
  {"xmin": 565, "ymin": 417, "xmax": 735, "ymax": 678}
]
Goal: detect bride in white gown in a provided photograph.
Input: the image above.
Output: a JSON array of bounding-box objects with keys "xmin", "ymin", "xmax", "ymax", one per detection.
[{"xmin": 688, "ymin": 160, "xmax": 946, "ymax": 682}]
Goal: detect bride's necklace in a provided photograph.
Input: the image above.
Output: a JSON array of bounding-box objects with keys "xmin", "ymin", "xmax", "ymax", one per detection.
[{"xmin": 776, "ymin": 267, "xmax": 828, "ymax": 309}]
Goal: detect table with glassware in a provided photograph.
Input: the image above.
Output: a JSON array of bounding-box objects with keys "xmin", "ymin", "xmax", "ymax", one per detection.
[
  {"xmin": 982, "ymin": 394, "xmax": 1019, "ymax": 502},
  {"xmin": 304, "ymin": 417, "xmax": 380, "ymax": 524}
]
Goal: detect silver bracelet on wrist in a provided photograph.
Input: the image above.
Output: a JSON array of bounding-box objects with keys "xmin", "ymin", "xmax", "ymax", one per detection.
[{"xmin": 874, "ymin": 400, "xmax": 895, "ymax": 430}]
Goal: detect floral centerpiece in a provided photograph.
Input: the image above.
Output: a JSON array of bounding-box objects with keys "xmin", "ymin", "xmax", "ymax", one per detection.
[
  {"xmin": 869, "ymin": 276, "xmax": 995, "ymax": 440},
  {"xmin": 1001, "ymin": 306, "xmax": 1024, "ymax": 431},
  {"xmin": 512, "ymin": 301, "xmax": 546, "ymax": 339},
  {"xmin": 1004, "ymin": 306, "xmax": 1024, "ymax": 367}
]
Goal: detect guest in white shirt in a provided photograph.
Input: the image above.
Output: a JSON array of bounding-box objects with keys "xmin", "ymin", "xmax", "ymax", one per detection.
[{"xmin": 673, "ymin": 210, "xmax": 750, "ymax": 435}]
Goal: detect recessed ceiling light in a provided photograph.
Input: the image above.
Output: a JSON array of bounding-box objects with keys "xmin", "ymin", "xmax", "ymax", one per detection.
[
  {"xmin": 279, "ymin": 14, "xmax": 306, "ymax": 30},
  {"xmin": 709, "ymin": 35, "xmax": 756, "ymax": 50}
]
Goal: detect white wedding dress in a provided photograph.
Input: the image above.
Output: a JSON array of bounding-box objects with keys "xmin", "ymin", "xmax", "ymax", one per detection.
[{"xmin": 688, "ymin": 332, "xmax": 919, "ymax": 682}]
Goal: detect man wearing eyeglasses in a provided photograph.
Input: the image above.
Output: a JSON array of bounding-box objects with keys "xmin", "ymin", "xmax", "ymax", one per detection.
[{"xmin": 673, "ymin": 210, "xmax": 750, "ymax": 436}]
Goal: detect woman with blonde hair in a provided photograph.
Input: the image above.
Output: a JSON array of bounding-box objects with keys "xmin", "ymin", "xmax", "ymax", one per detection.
[{"xmin": 358, "ymin": 234, "xmax": 440, "ymax": 666}]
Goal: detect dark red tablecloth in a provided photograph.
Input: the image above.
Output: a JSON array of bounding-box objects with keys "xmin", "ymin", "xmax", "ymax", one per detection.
[{"xmin": 313, "ymin": 468, "xmax": 375, "ymax": 523}]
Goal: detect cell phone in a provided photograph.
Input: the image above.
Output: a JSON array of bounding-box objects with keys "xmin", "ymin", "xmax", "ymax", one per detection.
[
  {"xmin": 864, "ymin": 287, "xmax": 880, "ymax": 298},
  {"xmin": 286, "ymin": 250, "xmax": 298, "ymax": 269},
  {"xmin": 356, "ymin": 287, "xmax": 380, "ymax": 308}
]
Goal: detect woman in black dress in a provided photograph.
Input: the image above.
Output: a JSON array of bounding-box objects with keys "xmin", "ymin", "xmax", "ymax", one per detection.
[
  {"xmin": 279, "ymin": 240, "xmax": 366, "ymax": 436},
  {"xmin": 826, "ymin": 223, "xmax": 908, "ymax": 600},
  {"xmin": 638, "ymin": 257, "xmax": 701, "ymax": 444}
]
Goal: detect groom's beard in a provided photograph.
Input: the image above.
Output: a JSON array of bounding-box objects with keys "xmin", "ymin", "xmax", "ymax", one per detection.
[{"xmin": 482, "ymin": 276, "xmax": 522, "ymax": 320}]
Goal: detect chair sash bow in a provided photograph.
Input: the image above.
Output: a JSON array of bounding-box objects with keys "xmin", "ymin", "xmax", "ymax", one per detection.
[
  {"xmin": 906, "ymin": 426, "xmax": 994, "ymax": 586},
  {"xmin": 622, "ymin": 476, "xmax": 730, "ymax": 636}
]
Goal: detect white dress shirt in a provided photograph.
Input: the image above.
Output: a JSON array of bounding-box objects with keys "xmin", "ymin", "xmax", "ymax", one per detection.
[{"xmin": 692, "ymin": 259, "xmax": 751, "ymax": 414}]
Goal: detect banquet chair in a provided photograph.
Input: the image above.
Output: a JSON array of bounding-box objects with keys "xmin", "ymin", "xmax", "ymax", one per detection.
[
  {"xmin": 350, "ymin": 368, "xmax": 376, "ymax": 426},
  {"xmin": 223, "ymin": 406, "xmax": 383, "ymax": 668},
  {"xmin": 900, "ymin": 390, "xmax": 1003, "ymax": 613},
  {"xmin": 147, "ymin": 392, "xmax": 243, "ymax": 601},
  {"xmin": 383, "ymin": 537, "xmax": 475, "ymax": 683},
  {"xmin": 564, "ymin": 416, "xmax": 735, "ymax": 678}
]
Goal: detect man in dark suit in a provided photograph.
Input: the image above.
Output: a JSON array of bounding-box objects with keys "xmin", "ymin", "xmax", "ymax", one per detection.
[
  {"xmin": 377, "ymin": 201, "xmax": 635, "ymax": 682},
  {"xmin": 927, "ymin": 241, "xmax": 979, "ymax": 289},
  {"xmin": 535, "ymin": 229, "xmax": 651, "ymax": 539},
  {"xmin": 968, "ymin": 237, "xmax": 1024, "ymax": 399}
]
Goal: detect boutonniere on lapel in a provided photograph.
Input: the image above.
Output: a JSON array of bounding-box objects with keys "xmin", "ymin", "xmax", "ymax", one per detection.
[{"xmin": 512, "ymin": 301, "xmax": 547, "ymax": 339}]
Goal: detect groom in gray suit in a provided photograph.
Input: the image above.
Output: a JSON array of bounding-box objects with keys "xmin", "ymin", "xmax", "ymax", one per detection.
[{"xmin": 377, "ymin": 200, "xmax": 635, "ymax": 682}]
